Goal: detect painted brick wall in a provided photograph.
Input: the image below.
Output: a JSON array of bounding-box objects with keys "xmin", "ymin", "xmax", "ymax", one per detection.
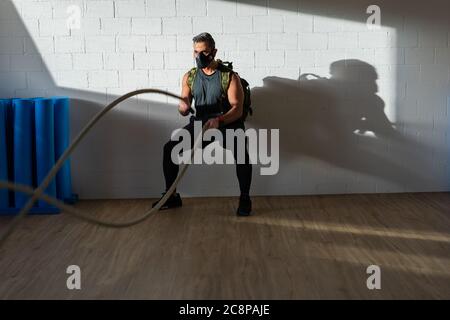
[{"xmin": 0, "ymin": 0, "xmax": 448, "ymax": 198}]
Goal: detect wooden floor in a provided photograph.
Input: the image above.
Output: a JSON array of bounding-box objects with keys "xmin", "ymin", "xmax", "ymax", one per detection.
[{"xmin": 0, "ymin": 192, "xmax": 449, "ymax": 299}]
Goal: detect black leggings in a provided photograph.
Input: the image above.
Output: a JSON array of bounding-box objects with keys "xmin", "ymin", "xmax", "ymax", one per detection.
[{"xmin": 162, "ymin": 116, "xmax": 252, "ymax": 196}]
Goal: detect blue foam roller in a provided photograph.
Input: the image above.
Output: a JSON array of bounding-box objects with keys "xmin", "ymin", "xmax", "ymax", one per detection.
[
  {"xmin": 6, "ymin": 100, "xmax": 14, "ymax": 207},
  {"xmin": 12, "ymin": 99, "xmax": 35, "ymax": 208},
  {"xmin": 35, "ymin": 98, "xmax": 57, "ymax": 208},
  {"xmin": 0, "ymin": 99, "xmax": 9, "ymax": 208},
  {"xmin": 53, "ymin": 97, "xmax": 72, "ymax": 201}
]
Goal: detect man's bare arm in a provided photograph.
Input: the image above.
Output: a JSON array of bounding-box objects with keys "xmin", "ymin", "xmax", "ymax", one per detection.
[
  {"xmin": 219, "ymin": 73, "xmax": 244, "ymax": 125},
  {"xmin": 179, "ymin": 72, "xmax": 192, "ymax": 116}
]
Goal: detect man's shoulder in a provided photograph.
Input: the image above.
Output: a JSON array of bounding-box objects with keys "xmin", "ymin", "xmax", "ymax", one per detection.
[
  {"xmin": 186, "ymin": 67, "xmax": 197, "ymax": 75},
  {"xmin": 185, "ymin": 68, "xmax": 197, "ymax": 81},
  {"xmin": 217, "ymin": 63, "xmax": 233, "ymax": 74}
]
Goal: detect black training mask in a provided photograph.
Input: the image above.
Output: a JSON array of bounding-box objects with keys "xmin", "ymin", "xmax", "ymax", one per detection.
[{"xmin": 196, "ymin": 51, "xmax": 214, "ymax": 69}]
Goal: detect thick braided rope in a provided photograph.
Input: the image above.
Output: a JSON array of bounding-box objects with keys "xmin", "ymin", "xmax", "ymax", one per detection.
[{"xmin": 0, "ymin": 89, "xmax": 207, "ymax": 246}]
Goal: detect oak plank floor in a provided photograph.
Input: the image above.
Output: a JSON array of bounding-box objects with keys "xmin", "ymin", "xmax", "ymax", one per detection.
[{"xmin": 0, "ymin": 192, "xmax": 449, "ymax": 299}]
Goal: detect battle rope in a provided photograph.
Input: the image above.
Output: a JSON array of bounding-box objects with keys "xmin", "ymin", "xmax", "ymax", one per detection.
[{"xmin": 0, "ymin": 89, "xmax": 208, "ymax": 246}]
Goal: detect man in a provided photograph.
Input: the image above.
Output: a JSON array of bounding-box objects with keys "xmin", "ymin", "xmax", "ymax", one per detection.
[{"xmin": 152, "ymin": 32, "xmax": 253, "ymax": 216}]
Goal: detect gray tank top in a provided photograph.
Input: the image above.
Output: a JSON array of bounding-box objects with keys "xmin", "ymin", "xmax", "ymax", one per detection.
[{"xmin": 192, "ymin": 67, "xmax": 225, "ymax": 118}]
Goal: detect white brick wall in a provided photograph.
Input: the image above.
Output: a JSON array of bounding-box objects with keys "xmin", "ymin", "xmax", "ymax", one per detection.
[
  {"xmin": 85, "ymin": 35, "xmax": 115, "ymax": 52},
  {"xmin": 73, "ymin": 53, "xmax": 103, "ymax": 70},
  {"xmin": 0, "ymin": 72, "xmax": 26, "ymax": 89},
  {"xmin": 55, "ymin": 36, "xmax": 84, "ymax": 53},
  {"xmin": 0, "ymin": 56, "xmax": 10, "ymax": 71},
  {"xmin": 255, "ymin": 50, "xmax": 284, "ymax": 67},
  {"xmin": 25, "ymin": 36, "xmax": 54, "ymax": 54},
  {"xmin": 147, "ymin": 35, "xmax": 176, "ymax": 51},
  {"xmin": 358, "ymin": 31, "xmax": 391, "ymax": 48},
  {"xmin": 208, "ymin": 0, "xmax": 236, "ymax": 17},
  {"xmin": 115, "ymin": 0, "xmax": 146, "ymax": 18},
  {"xmin": 236, "ymin": 33, "xmax": 266, "ymax": 50},
  {"xmin": 164, "ymin": 51, "xmax": 192, "ymax": 69},
  {"xmin": 284, "ymin": 14, "xmax": 313, "ymax": 33},
  {"xmin": 70, "ymin": 18, "xmax": 102, "ymax": 36},
  {"xmin": 253, "ymin": 15, "xmax": 283, "ymax": 33},
  {"xmin": 314, "ymin": 16, "xmax": 343, "ymax": 33},
  {"xmin": 20, "ymin": 1, "xmax": 52, "ymax": 19},
  {"xmin": 162, "ymin": 17, "xmax": 192, "ymax": 35},
  {"xmin": 237, "ymin": 0, "xmax": 267, "ymax": 16},
  {"xmin": 52, "ymin": 1, "xmax": 84, "ymax": 19},
  {"xmin": 55, "ymin": 71, "xmax": 88, "ymax": 88},
  {"xmin": 11, "ymin": 54, "xmax": 43, "ymax": 71},
  {"xmin": 101, "ymin": 18, "xmax": 131, "ymax": 35},
  {"xmin": 88, "ymin": 70, "xmax": 118, "ymax": 87},
  {"xmin": 119, "ymin": 70, "xmax": 148, "ymax": 88},
  {"xmin": 104, "ymin": 53, "xmax": 133, "ymax": 70},
  {"xmin": 268, "ymin": 33, "xmax": 298, "ymax": 50},
  {"xmin": 134, "ymin": 52, "xmax": 164, "ymax": 69},
  {"xmin": 131, "ymin": 18, "xmax": 161, "ymax": 35},
  {"xmin": 27, "ymin": 71, "xmax": 55, "ymax": 89},
  {"xmin": 223, "ymin": 16, "xmax": 251, "ymax": 34},
  {"xmin": 193, "ymin": 16, "xmax": 223, "ymax": 34},
  {"xmin": 405, "ymin": 48, "xmax": 435, "ymax": 65},
  {"xmin": 42, "ymin": 54, "xmax": 73, "ymax": 71},
  {"xmin": 329, "ymin": 32, "xmax": 358, "ymax": 49},
  {"xmin": 147, "ymin": 0, "xmax": 176, "ymax": 17},
  {"xmin": 85, "ymin": 1, "xmax": 114, "ymax": 18},
  {"xmin": 117, "ymin": 35, "xmax": 146, "ymax": 52},
  {"xmin": 0, "ymin": 0, "xmax": 448, "ymax": 198},
  {"xmin": 177, "ymin": 0, "xmax": 207, "ymax": 17},
  {"xmin": 39, "ymin": 19, "xmax": 70, "ymax": 36},
  {"xmin": 299, "ymin": 33, "xmax": 328, "ymax": 50}
]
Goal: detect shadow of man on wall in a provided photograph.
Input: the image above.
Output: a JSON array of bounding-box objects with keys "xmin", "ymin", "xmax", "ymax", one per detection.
[{"xmin": 250, "ymin": 59, "xmax": 432, "ymax": 191}]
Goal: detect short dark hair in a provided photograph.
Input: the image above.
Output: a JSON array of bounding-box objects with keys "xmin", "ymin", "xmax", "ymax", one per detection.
[{"xmin": 192, "ymin": 32, "xmax": 215, "ymax": 50}]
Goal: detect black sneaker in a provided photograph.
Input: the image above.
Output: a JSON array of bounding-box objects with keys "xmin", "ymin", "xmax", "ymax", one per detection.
[
  {"xmin": 152, "ymin": 192, "xmax": 182, "ymax": 210},
  {"xmin": 236, "ymin": 195, "xmax": 252, "ymax": 216}
]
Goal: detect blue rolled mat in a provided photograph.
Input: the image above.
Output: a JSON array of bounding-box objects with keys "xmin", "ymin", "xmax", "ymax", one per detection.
[
  {"xmin": 6, "ymin": 100, "xmax": 14, "ymax": 207},
  {"xmin": 35, "ymin": 98, "xmax": 57, "ymax": 208},
  {"xmin": 0, "ymin": 99, "xmax": 9, "ymax": 208},
  {"xmin": 12, "ymin": 99, "xmax": 35, "ymax": 208},
  {"xmin": 0, "ymin": 96, "xmax": 76, "ymax": 215},
  {"xmin": 53, "ymin": 97, "xmax": 72, "ymax": 201}
]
